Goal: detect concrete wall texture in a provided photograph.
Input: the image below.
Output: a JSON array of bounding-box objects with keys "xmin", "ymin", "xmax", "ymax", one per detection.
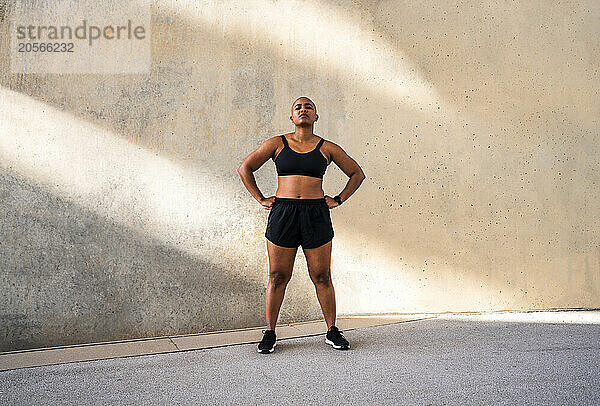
[{"xmin": 0, "ymin": 0, "xmax": 598, "ymax": 351}]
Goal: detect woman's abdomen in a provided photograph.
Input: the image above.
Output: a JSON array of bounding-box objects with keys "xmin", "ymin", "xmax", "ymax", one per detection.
[{"xmin": 276, "ymin": 175, "xmax": 324, "ymax": 199}]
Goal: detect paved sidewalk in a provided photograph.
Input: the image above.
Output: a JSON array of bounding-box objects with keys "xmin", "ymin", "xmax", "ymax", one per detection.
[
  {"xmin": 1, "ymin": 310, "xmax": 599, "ymax": 405},
  {"xmin": 0, "ymin": 315, "xmax": 430, "ymax": 371}
]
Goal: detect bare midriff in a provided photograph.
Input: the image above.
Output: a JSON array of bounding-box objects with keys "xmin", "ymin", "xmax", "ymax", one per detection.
[{"xmin": 276, "ymin": 175, "xmax": 325, "ymax": 199}]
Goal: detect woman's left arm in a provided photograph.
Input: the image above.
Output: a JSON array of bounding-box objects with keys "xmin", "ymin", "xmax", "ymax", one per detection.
[{"xmin": 326, "ymin": 141, "xmax": 366, "ymax": 207}]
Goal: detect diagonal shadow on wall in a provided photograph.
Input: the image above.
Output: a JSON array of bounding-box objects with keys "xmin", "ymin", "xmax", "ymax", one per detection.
[{"xmin": 0, "ymin": 167, "xmax": 270, "ymax": 352}]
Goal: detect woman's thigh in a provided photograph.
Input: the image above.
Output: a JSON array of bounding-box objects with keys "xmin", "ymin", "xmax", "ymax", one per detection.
[
  {"xmin": 302, "ymin": 240, "xmax": 332, "ymax": 282},
  {"xmin": 266, "ymin": 239, "xmax": 298, "ymax": 279}
]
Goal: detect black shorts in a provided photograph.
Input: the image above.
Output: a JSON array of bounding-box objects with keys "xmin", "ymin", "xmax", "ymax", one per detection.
[{"xmin": 265, "ymin": 197, "xmax": 334, "ymax": 249}]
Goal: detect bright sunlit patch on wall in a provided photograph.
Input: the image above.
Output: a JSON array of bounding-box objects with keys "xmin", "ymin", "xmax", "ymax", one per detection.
[
  {"xmin": 0, "ymin": 87, "xmax": 262, "ymax": 277},
  {"xmin": 331, "ymin": 234, "xmax": 505, "ymax": 314},
  {"xmin": 158, "ymin": 0, "xmax": 439, "ymax": 110}
]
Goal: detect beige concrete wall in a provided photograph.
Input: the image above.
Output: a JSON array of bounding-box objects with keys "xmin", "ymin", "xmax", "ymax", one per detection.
[{"xmin": 1, "ymin": 0, "xmax": 598, "ymax": 351}]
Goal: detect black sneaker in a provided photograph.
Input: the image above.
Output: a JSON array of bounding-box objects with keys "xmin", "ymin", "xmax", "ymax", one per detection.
[
  {"xmin": 257, "ymin": 329, "xmax": 276, "ymax": 353},
  {"xmin": 325, "ymin": 325, "xmax": 350, "ymax": 350}
]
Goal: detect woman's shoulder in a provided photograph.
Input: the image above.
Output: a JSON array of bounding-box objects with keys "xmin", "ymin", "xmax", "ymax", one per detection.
[
  {"xmin": 263, "ymin": 134, "xmax": 284, "ymax": 145},
  {"xmin": 320, "ymin": 137, "xmax": 341, "ymax": 149},
  {"xmin": 266, "ymin": 133, "xmax": 290, "ymax": 142},
  {"xmin": 264, "ymin": 134, "xmax": 289, "ymax": 159},
  {"xmin": 320, "ymin": 139, "xmax": 347, "ymax": 159}
]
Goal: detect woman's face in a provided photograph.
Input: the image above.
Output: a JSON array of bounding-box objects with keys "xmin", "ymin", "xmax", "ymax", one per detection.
[{"xmin": 290, "ymin": 99, "xmax": 317, "ymax": 125}]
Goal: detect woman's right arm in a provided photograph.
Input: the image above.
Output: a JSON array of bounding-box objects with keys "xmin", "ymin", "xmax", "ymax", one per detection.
[{"xmin": 237, "ymin": 137, "xmax": 278, "ymax": 204}]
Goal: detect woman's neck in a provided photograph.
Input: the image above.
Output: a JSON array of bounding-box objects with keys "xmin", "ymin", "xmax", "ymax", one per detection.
[{"xmin": 292, "ymin": 127, "xmax": 315, "ymax": 142}]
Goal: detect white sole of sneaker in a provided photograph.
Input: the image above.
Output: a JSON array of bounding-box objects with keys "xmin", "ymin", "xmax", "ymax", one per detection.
[
  {"xmin": 257, "ymin": 342, "xmax": 276, "ymax": 353},
  {"xmin": 325, "ymin": 338, "xmax": 349, "ymax": 350}
]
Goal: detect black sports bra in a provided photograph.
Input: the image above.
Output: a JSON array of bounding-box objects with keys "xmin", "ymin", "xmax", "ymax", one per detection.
[{"xmin": 274, "ymin": 134, "xmax": 328, "ymax": 179}]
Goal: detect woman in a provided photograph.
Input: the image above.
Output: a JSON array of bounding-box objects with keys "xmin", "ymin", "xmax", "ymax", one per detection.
[{"xmin": 237, "ymin": 96, "xmax": 366, "ymax": 353}]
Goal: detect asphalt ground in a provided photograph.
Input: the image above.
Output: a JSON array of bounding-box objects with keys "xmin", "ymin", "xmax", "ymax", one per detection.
[{"xmin": 2, "ymin": 312, "xmax": 599, "ymax": 405}]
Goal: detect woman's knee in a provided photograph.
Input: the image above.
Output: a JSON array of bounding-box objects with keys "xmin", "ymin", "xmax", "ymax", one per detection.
[
  {"xmin": 310, "ymin": 269, "xmax": 331, "ymax": 287},
  {"xmin": 269, "ymin": 271, "xmax": 291, "ymax": 287}
]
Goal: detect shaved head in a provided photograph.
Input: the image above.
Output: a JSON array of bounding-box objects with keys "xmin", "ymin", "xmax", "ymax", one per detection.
[{"xmin": 291, "ymin": 96, "xmax": 317, "ymax": 116}]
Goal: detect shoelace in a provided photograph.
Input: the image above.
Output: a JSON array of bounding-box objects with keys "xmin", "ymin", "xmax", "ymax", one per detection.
[{"xmin": 329, "ymin": 328, "xmax": 348, "ymax": 342}]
